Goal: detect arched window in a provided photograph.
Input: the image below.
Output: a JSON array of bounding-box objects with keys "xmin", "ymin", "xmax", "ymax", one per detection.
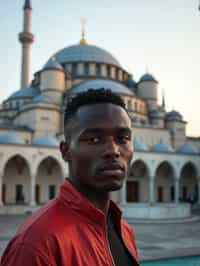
[
  {"xmin": 84, "ymin": 63, "xmax": 89, "ymax": 76},
  {"xmin": 96, "ymin": 64, "xmax": 101, "ymax": 76}
]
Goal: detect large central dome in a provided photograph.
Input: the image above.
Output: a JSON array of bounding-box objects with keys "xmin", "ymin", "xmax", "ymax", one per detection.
[{"xmin": 47, "ymin": 44, "xmax": 121, "ymax": 67}]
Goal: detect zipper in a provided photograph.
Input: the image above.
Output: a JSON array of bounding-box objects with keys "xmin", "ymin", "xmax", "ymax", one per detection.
[{"xmin": 105, "ymin": 223, "xmax": 116, "ymax": 266}]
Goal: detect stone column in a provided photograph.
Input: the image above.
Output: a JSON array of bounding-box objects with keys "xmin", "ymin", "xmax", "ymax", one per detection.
[
  {"xmin": 175, "ymin": 178, "xmax": 179, "ymax": 204},
  {"xmin": 149, "ymin": 177, "xmax": 155, "ymax": 204},
  {"xmin": 29, "ymin": 174, "xmax": 36, "ymax": 207},
  {"xmin": 0, "ymin": 173, "xmax": 3, "ymax": 206}
]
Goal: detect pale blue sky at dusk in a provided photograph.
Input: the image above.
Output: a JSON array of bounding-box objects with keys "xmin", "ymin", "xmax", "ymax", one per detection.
[{"xmin": 0, "ymin": 0, "xmax": 200, "ymax": 136}]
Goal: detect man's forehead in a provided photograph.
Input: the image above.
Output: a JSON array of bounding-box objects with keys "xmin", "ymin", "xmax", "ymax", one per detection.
[{"xmin": 76, "ymin": 103, "xmax": 130, "ymax": 123}]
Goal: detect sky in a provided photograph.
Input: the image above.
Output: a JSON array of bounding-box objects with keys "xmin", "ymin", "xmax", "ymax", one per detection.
[{"xmin": 0, "ymin": 0, "xmax": 200, "ymax": 137}]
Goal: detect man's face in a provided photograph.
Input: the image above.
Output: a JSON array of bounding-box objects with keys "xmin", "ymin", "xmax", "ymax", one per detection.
[{"xmin": 61, "ymin": 103, "xmax": 133, "ymax": 193}]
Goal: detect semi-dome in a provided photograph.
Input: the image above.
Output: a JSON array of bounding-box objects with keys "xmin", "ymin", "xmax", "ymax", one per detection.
[
  {"xmin": 33, "ymin": 94, "xmax": 52, "ymax": 103},
  {"xmin": 166, "ymin": 110, "xmax": 182, "ymax": 120},
  {"xmin": 43, "ymin": 58, "xmax": 63, "ymax": 71},
  {"xmin": 139, "ymin": 73, "xmax": 157, "ymax": 83},
  {"xmin": 8, "ymin": 87, "xmax": 40, "ymax": 100},
  {"xmin": 32, "ymin": 135, "xmax": 59, "ymax": 147},
  {"xmin": 69, "ymin": 79, "xmax": 134, "ymax": 96},
  {"xmin": 46, "ymin": 44, "xmax": 121, "ymax": 67},
  {"xmin": 126, "ymin": 74, "xmax": 136, "ymax": 89},
  {"xmin": 176, "ymin": 144, "xmax": 198, "ymax": 154},
  {"xmin": 152, "ymin": 143, "xmax": 173, "ymax": 153},
  {"xmin": 133, "ymin": 139, "xmax": 148, "ymax": 151},
  {"xmin": 0, "ymin": 133, "xmax": 25, "ymax": 144}
]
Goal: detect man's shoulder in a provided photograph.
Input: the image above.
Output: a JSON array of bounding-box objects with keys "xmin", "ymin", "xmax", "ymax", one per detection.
[{"xmin": 15, "ymin": 198, "xmax": 75, "ymax": 243}]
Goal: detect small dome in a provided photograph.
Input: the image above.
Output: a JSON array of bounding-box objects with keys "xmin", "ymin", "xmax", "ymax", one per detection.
[
  {"xmin": 8, "ymin": 87, "xmax": 40, "ymax": 100},
  {"xmin": 43, "ymin": 59, "xmax": 63, "ymax": 71},
  {"xmin": 33, "ymin": 94, "xmax": 52, "ymax": 103},
  {"xmin": 152, "ymin": 143, "xmax": 173, "ymax": 153},
  {"xmin": 150, "ymin": 110, "xmax": 164, "ymax": 118},
  {"xmin": 139, "ymin": 73, "xmax": 157, "ymax": 83},
  {"xmin": 70, "ymin": 79, "xmax": 134, "ymax": 96},
  {"xmin": 125, "ymin": 74, "xmax": 136, "ymax": 89},
  {"xmin": 166, "ymin": 110, "xmax": 182, "ymax": 121},
  {"xmin": 133, "ymin": 139, "xmax": 148, "ymax": 151},
  {"xmin": 176, "ymin": 144, "xmax": 198, "ymax": 154},
  {"xmin": 46, "ymin": 44, "xmax": 121, "ymax": 67},
  {"xmin": 32, "ymin": 135, "xmax": 59, "ymax": 147},
  {"xmin": 0, "ymin": 133, "xmax": 25, "ymax": 144}
]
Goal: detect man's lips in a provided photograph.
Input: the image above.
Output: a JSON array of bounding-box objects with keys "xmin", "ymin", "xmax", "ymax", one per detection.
[{"xmin": 97, "ymin": 163, "xmax": 125, "ymax": 176}]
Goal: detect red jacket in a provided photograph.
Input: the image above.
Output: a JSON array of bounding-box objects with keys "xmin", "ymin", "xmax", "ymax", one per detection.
[{"xmin": 1, "ymin": 180, "xmax": 139, "ymax": 266}]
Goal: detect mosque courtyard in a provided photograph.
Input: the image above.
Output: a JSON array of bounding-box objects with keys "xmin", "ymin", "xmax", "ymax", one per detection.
[{"xmin": 0, "ymin": 208, "xmax": 200, "ymax": 262}]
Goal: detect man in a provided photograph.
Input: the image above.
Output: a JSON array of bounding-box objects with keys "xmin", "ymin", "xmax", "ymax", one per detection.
[{"xmin": 1, "ymin": 89, "xmax": 139, "ymax": 265}]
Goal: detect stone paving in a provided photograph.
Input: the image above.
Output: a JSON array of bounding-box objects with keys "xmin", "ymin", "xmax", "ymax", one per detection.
[{"xmin": 0, "ymin": 209, "xmax": 200, "ymax": 262}]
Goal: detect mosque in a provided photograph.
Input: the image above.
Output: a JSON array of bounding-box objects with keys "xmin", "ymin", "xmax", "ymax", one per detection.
[{"xmin": 0, "ymin": 0, "xmax": 199, "ymax": 218}]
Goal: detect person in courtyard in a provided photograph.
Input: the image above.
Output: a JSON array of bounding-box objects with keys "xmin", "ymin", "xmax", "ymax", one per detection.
[{"xmin": 0, "ymin": 89, "xmax": 139, "ymax": 266}]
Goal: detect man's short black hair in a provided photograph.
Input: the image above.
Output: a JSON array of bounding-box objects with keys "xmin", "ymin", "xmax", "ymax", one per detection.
[{"xmin": 63, "ymin": 88, "xmax": 127, "ymax": 142}]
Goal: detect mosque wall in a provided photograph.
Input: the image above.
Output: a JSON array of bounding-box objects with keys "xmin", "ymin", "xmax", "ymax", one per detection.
[{"xmin": 132, "ymin": 126, "xmax": 171, "ymax": 148}]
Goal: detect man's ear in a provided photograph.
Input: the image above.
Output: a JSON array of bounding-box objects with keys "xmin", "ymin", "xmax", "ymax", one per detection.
[{"xmin": 60, "ymin": 141, "xmax": 71, "ymax": 162}]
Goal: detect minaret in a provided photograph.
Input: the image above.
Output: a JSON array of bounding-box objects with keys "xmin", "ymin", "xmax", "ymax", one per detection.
[{"xmin": 18, "ymin": 0, "xmax": 34, "ymax": 88}]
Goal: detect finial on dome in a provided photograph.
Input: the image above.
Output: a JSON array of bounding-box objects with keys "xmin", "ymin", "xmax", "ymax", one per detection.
[{"xmin": 80, "ymin": 18, "xmax": 87, "ymax": 45}]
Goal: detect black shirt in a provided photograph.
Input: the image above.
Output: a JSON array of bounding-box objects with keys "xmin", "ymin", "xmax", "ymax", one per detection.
[{"xmin": 107, "ymin": 215, "xmax": 138, "ymax": 266}]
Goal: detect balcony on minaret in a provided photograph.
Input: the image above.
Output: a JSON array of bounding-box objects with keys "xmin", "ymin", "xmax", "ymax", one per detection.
[{"xmin": 18, "ymin": 32, "xmax": 34, "ymax": 44}]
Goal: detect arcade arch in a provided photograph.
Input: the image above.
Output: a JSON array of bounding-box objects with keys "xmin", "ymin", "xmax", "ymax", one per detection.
[
  {"xmin": 2, "ymin": 155, "xmax": 30, "ymax": 204},
  {"xmin": 180, "ymin": 162, "xmax": 198, "ymax": 203},
  {"xmin": 155, "ymin": 161, "xmax": 175, "ymax": 202},
  {"xmin": 35, "ymin": 156, "xmax": 62, "ymax": 204},
  {"xmin": 127, "ymin": 160, "xmax": 149, "ymax": 202}
]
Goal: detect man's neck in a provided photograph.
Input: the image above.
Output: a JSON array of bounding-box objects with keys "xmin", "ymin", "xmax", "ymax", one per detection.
[{"xmin": 68, "ymin": 178, "xmax": 111, "ymax": 217}]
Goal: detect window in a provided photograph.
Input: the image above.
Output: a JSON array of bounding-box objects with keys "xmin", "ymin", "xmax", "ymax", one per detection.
[
  {"xmin": 96, "ymin": 64, "xmax": 101, "ymax": 76},
  {"xmin": 72, "ymin": 64, "xmax": 77, "ymax": 76},
  {"xmin": 49, "ymin": 185, "xmax": 56, "ymax": 200},
  {"xmin": 107, "ymin": 65, "xmax": 111, "ymax": 78},
  {"xmin": 84, "ymin": 63, "xmax": 89, "ymax": 75}
]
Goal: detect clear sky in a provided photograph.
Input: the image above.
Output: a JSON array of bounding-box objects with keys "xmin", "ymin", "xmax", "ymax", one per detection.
[{"xmin": 0, "ymin": 0, "xmax": 200, "ymax": 137}]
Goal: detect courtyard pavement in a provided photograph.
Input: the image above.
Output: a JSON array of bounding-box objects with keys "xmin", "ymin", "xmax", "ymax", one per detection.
[{"xmin": 0, "ymin": 208, "xmax": 200, "ymax": 262}]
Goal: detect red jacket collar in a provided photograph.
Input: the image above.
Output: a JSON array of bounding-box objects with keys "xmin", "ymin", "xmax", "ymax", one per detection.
[{"xmin": 58, "ymin": 179, "xmax": 122, "ymax": 225}]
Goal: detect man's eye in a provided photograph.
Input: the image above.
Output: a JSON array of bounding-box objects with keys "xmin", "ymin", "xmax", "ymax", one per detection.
[
  {"xmin": 118, "ymin": 135, "xmax": 130, "ymax": 143},
  {"xmin": 89, "ymin": 137, "xmax": 100, "ymax": 144}
]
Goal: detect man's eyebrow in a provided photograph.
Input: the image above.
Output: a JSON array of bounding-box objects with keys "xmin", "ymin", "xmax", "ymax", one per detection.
[{"xmin": 80, "ymin": 127, "xmax": 132, "ymax": 135}]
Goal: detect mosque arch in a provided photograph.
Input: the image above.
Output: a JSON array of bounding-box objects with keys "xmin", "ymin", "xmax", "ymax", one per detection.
[
  {"xmin": 179, "ymin": 162, "xmax": 198, "ymax": 203},
  {"xmin": 35, "ymin": 156, "xmax": 63, "ymax": 204},
  {"xmin": 2, "ymin": 154, "xmax": 30, "ymax": 204},
  {"xmin": 155, "ymin": 161, "xmax": 175, "ymax": 203},
  {"xmin": 126, "ymin": 160, "xmax": 149, "ymax": 202}
]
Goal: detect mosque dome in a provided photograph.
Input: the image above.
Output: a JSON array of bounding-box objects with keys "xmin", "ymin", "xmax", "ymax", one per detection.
[
  {"xmin": 46, "ymin": 44, "xmax": 121, "ymax": 67},
  {"xmin": 43, "ymin": 59, "xmax": 63, "ymax": 71},
  {"xmin": 152, "ymin": 143, "xmax": 173, "ymax": 153},
  {"xmin": 139, "ymin": 73, "xmax": 157, "ymax": 83},
  {"xmin": 0, "ymin": 133, "xmax": 25, "ymax": 144},
  {"xmin": 133, "ymin": 139, "xmax": 148, "ymax": 151},
  {"xmin": 8, "ymin": 87, "xmax": 40, "ymax": 100},
  {"xmin": 32, "ymin": 135, "xmax": 59, "ymax": 147},
  {"xmin": 69, "ymin": 79, "xmax": 134, "ymax": 96},
  {"xmin": 176, "ymin": 144, "xmax": 198, "ymax": 154},
  {"xmin": 166, "ymin": 110, "xmax": 182, "ymax": 121}
]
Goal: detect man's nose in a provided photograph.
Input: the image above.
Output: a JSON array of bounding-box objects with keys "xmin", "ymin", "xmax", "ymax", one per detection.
[{"xmin": 102, "ymin": 138, "xmax": 120, "ymax": 159}]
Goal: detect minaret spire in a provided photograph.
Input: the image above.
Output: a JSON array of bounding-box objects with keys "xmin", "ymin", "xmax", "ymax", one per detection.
[
  {"xmin": 162, "ymin": 89, "xmax": 166, "ymax": 110},
  {"xmin": 80, "ymin": 18, "xmax": 87, "ymax": 45},
  {"xmin": 18, "ymin": 0, "xmax": 34, "ymax": 88}
]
